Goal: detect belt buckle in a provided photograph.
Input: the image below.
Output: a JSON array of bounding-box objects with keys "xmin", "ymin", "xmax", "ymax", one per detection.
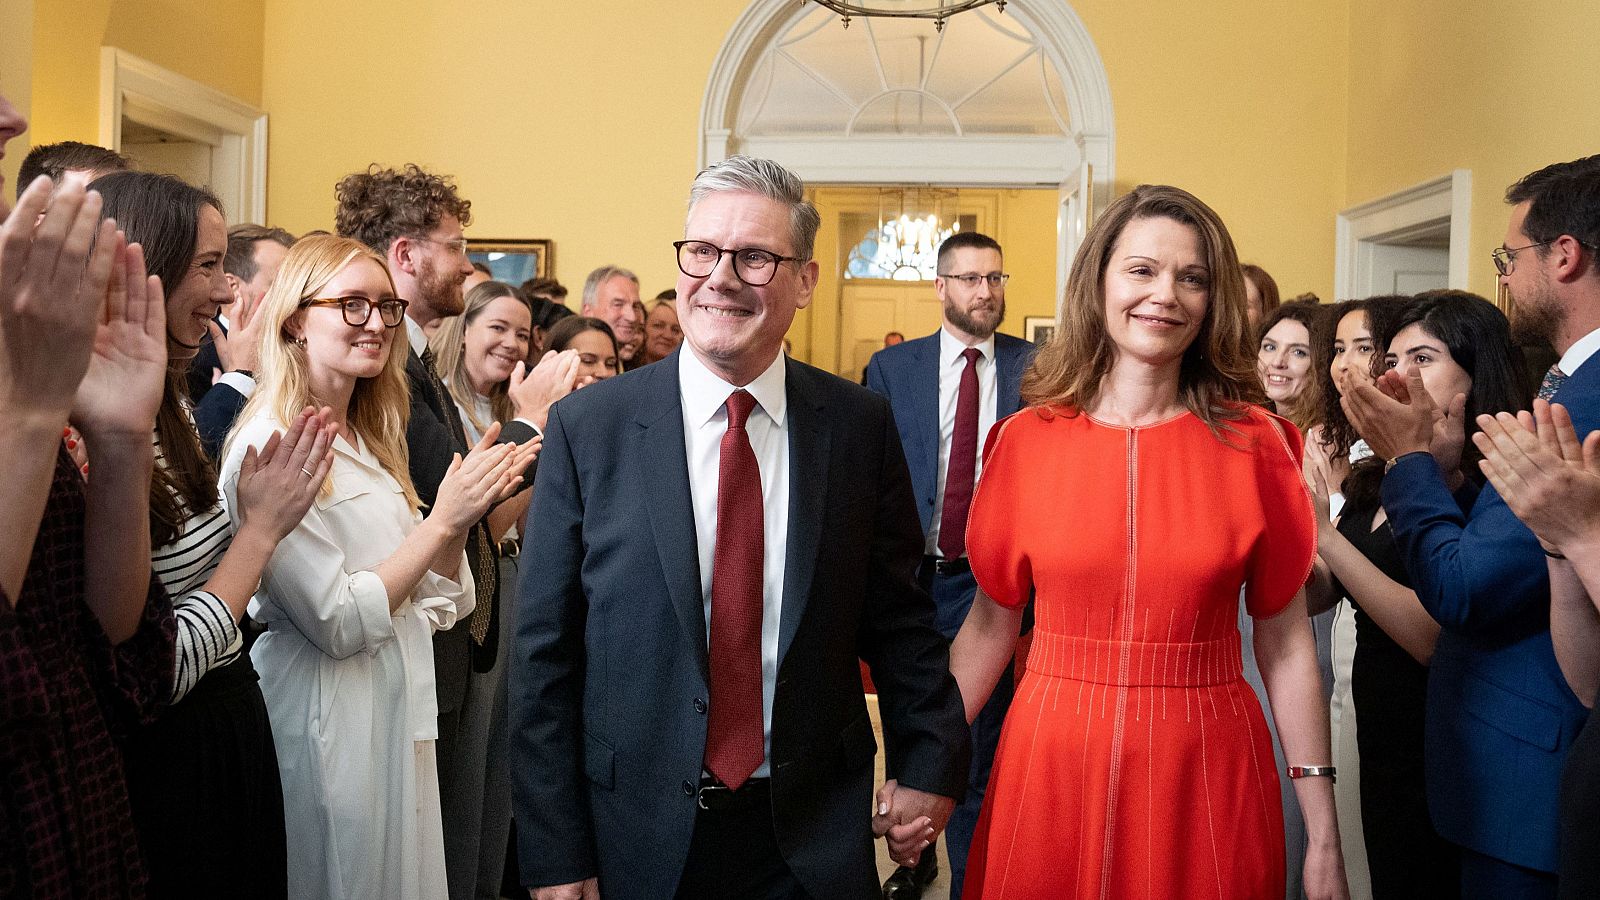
[{"xmin": 696, "ymin": 781, "xmax": 730, "ymax": 811}]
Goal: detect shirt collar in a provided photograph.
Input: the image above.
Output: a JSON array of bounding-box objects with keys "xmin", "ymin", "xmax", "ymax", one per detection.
[
  {"xmin": 678, "ymin": 346, "xmax": 788, "ymax": 429},
  {"xmin": 1560, "ymin": 325, "xmax": 1600, "ymax": 377},
  {"xmin": 404, "ymin": 315, "xmax": 427, "ymax": 357},
  {"xmin": 939, "ymin": 325, "xmax": 996, "ymax": 367}
]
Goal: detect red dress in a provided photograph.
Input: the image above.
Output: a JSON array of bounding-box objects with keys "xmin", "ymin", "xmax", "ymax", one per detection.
[{"xmin": 962, "ymin": 405, "xmax": 1314, "ymax": 900}]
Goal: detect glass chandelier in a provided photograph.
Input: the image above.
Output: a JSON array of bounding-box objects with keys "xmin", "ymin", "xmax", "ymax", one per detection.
[{"xmin": 809, "ymin": 0, "xmax": 1006, "ymax": 31}]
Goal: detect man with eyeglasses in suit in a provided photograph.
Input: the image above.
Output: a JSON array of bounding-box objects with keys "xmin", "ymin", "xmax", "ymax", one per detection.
[{"xmin": 863, "ymin": 231, "xmax": 1035, "ymax": 899}]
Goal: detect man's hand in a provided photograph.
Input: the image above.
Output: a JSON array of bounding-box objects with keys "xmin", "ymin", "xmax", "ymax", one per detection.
[
  {"xmin": 871, "ymin": 779, "xmax": 955, "ymax": 868},
  {"xmin": 207, "ymin": 284, "xmax": 265, "ymax": 375},
  {"xmin": 1474, "ymin": 399, "xmax": 1600, "ymax": 554},
  {"xmin": 508, "ymin": 349, "xmax": 581, "ymax": 431},
  {"xmin": 529, "ymin": 877, "xmax": 599, "ymax": 899},
  {"xmin": 1339, "ymin": 367, "xmax": 1436, "ymax": 463}
]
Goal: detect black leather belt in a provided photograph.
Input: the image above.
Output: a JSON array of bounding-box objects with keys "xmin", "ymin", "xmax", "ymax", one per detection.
[
  {"xmin": 924, "ymin": 555, "xmax": 970, "ymax": 577},
  {"xmin": 696, "ymin": 777, "xmax": 769, "ymax": 812}
]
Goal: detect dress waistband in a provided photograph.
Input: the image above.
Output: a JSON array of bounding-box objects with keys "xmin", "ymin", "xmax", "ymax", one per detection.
[{"xmin": 1025, "ymin": 629, "xmax": 1243, "ymax": 687}]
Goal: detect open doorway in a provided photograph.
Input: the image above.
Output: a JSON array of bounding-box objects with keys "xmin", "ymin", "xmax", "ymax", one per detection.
[
  {"xmin": 98, "ymin": 48, "xmax": 267, "ymax": 224},
  {"xmin": 1336, "ymin": 170, "xmax": 1471, "ymax": 301}
]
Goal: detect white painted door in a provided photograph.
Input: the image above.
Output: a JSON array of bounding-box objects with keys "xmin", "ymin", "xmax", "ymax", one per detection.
[{"xmin": 1359, "ymin": 242, "xmax": 1449, "ymax": 296}]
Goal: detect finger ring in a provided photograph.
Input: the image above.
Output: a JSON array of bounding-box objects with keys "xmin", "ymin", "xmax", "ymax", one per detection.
[{"xmin": 300, "ymin": 466, "xmax": 315, "ymax": 478}]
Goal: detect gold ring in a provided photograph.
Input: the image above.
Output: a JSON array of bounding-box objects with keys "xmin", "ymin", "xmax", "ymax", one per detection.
[{"xmin": 300, "ymin": 466, "xmax": 315, "ymax": 478}]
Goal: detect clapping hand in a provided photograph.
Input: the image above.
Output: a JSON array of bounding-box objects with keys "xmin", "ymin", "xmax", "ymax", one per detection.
[
  {"xmin": 1339, "ymin": 367, "xmax": 1467, "ymax": 484},
  {"xmin": 0, "ymin": 176, "xmax": 122, "ymax": 425},
  {"xmin": 872, "ymin": 779, "xmax": 955, "ymax": 868},
  {"xmin": 508, "ymin": 349, "xmax": 581, "ymax": 430},
  {"xmin": 206, "ymin": 281, "xmax": 265, "ymax": 378},
  {"xmin": 1473, "ymin": 399, "xmax": 1600, "ymax": 555},
  {"xmin": 428, "ymin": 422, "xmax": 539, "ymax": 535},
  {"xmin": 234, "ymin": 407, "xmax": 338, "ymax": 543},
  {"xmin": 70, "ymin": 241, "xmax": 168, "ymax": 443}
]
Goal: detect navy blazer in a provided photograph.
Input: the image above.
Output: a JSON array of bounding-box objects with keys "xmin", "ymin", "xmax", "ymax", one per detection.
[
  {"xmin": 862, "ymin": 330, "xmax": 1035, "ymax": 536},
  {"xmin": 1381, "ymin": 361, "xmax": 1597, "ymax": 872},
  {"xmin": 510, "ymin": 350, "xmax": 970, "ymax": 900}
]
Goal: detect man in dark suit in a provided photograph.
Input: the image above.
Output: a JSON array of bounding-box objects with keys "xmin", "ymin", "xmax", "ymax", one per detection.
[
  {"xmin": 863, "ymin": 231, "xmax": 1033, "ymax": 899},
  {"xmin": 335, "ymin": 164, "xmax": 566, "ymax": 900},
  {"xmin": 512, "ymin": 156, "xmax": 970, "ymax": 900},
  {"xmin": 1343, "ymin": 155, "xmax": 1600, "ymax": 899}
]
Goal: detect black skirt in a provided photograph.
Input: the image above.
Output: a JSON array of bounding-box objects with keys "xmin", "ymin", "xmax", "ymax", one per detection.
[{"xmin": 124, "ymin": 653, "xmax": 287, "ymax": 900}]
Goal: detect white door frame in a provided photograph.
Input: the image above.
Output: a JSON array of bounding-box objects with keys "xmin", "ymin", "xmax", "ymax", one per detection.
[
  {"xmin": 699, "ymin": 0, "xmax": 1115, "ymax": 308},
  {"xmin": 98, "ymin": 48, "xmax": 268, "ymax": 224},
  {"xmin": 1335, "ymin": 169, "xmax": 1472, "ymax": 300}
]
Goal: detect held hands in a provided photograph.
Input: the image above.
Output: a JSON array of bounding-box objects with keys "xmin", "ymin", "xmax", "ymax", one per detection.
[
  {"xmin": 872, "ymin": 779, "xmax": 956, "ymax": 868},
  {"xmin": 508, "ymin": 349, "xmax": 581, "ymax": 430},
  {"xmin": 70, "ymin": 242, "xmax": 169, "ymax": 442},
  {"xmin": 0, "ymin": 176, "xmax": 122, "ymax": 422},
  {"xmin": 234, "ymin": 407, "xmax": 338, "ymax": 543},
  {"xmin": 528, "ymin": 878, "xmax": 599, "ymax": 900},
  {"xmin": 1473, "ymin": 399, "xmax": 1600, "ymax": 555},
  {"xmin": 429, "ymin": 421, "xmax": 540, "ymax": 535}
]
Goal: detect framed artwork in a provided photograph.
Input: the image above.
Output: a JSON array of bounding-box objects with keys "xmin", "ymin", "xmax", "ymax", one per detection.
[
  {"xmin": 1024, "ymin": 315, "xmax": 1056, "ymax": 346},
  {"xmin": 467, "ymin": 239, "xmax": 554, "ymax": 285}
]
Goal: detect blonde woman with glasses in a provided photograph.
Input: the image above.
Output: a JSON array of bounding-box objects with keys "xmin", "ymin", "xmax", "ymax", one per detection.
[{"xmin": 220, "ymin": 235, "xmax": 534, "ymax": 900}]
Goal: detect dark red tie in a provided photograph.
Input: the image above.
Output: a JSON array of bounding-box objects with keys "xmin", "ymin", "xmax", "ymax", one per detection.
[
  {"xmin": 939, "ymin": 348, "xmax": 981, "ymax": 560},
  {"xmin": 704, "ymin": 389, "xmax": 765, "ymax": 789}
]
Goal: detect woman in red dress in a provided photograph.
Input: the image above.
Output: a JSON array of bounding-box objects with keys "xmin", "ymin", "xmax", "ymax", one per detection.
[{"xmin": 948, "ymin": 185, "xmax": 1348, "ymax": 899}]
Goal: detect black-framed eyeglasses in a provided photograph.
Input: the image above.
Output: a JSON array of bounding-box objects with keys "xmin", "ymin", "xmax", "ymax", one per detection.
[
  {"xmin": 301, "ymin": 296, "xmax": 410, "ymax": 327},
  {"xmin": 673, "ymin": 240, "xmax": 805, "ymax": 287},
  {"xmin": 938, "ymin": 272, "xmax": 1010, "ymax": 289},
  {"xmin": 1491, "ymin": 240, "xmax": 1554, "ymax": 277}
]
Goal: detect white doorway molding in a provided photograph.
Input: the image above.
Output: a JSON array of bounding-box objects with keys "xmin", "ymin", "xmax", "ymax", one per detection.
[
  {"xmin": 98, "ymin": 48, "xmax": 267, "ymax": 224},
  {"xmin": 700, "ymin": 0, "xmax": 1115, "ymax": 308},
  {"xmin": 1335, "ymin": 170, "xmax": 1472, "ymax": 301}
]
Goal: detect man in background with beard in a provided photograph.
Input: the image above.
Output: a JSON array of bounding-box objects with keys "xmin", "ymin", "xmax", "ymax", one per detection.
[{"xmin": 863, "ymin": 231, "xmax": 1034, "ymax": 900}]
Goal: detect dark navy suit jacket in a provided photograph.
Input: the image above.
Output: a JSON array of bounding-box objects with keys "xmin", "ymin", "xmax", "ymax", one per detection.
[
  {"xmin": 510, "ymin": 350, "xmax": 970, "ymax": 900},
  {"xmin": 862, "ymin": 330, "xmax": 1034, "ymax": 537},
  {"xmin": 1381, "ymin": 359, "xmax": 1597, "ymax": 872}
]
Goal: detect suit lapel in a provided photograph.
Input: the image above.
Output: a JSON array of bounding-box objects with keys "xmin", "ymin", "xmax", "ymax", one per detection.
[
  {"xmin": 997, "ymin": 337, "xmax": 1026, "ymax": 418},
  {"xmin": 637, "ymin": 356, "xmax": 710, "ymax": 675},
  {"xmin": 778, "ymin": 360, "xmax": 830, "ymax": 667},
  {"xmin": 910, "ymin": 335, "xmax": 941, "ymax": 487}
]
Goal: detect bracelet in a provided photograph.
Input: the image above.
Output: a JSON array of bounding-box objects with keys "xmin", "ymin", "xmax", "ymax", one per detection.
[{"xmin": 1286, "ymin": 765, "xmax": 1336, "ymax": 782}]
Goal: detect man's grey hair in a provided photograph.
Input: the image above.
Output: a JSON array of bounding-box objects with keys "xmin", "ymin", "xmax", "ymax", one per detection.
[
  {"xmin": 582, "ymin": 265, "xmax": 640, "ymax": 307},
  {"xmin": 687, "ymin": 155, "xmax": 820, "ymax": 263}
]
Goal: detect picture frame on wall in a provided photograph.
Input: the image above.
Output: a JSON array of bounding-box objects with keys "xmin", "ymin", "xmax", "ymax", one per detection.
[
  {"xmin": 467, "ymin": 239, "xmax": 554, "ymax": 285},
  {"xmin": 1023, "ymin": 315, "xmax": 1056, "ymax": 346}
]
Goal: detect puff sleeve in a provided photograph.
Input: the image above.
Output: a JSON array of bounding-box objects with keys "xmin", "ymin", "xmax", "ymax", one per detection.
[
  {"xmin": 1244, "ymin": 411, "xmax": 1317, "ymax": 619},
  {"xmin": 967, "ymin": 414, "xmax": 1033, "ymax": 609}
]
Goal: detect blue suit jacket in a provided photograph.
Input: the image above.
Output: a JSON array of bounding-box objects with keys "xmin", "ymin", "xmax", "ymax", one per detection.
[
  {"xmin": 1381, "ymin": 363, "xmax": 1597, "ymax": 872},
  {"xmin": 510, "ymin": 350, "xmax": 970, "ymax": 899},
  {"xmin": 862, "ymin": 330, "xmax": 1035, "ymax": 537}
]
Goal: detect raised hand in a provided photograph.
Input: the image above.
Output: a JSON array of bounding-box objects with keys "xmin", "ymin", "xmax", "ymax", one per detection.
[
  {"xmin": 0, "ymin": 176, "xmax": 122, "ymax": 423},
  {"xmin": 871, "ymin": 778, "xmax": 955, "ymax": 868},
  {"xmin": 508, "ymin": 349, "xmax": 581, "ymax": 430},
  {"xmin": 71, "ymin": 242, "xmax": 168, "ymax": 442},
  {"xmin": 234, "ymin": 407, "xmax": 337, "ymax": 543},
  {"xmin": 428, "ymin": 422, "xmax": 535, "ymax": 535},
  {"xmin": 1474, "ymin": 399, "xmax": 1600, "ymax": 554},
  {"xmin": 206, "ymin": 281, "xmax": 265, "ymax": 375},
  {"xmin": 1339, "ymin": 367, "xmax": 1433, "ymax": 463}
]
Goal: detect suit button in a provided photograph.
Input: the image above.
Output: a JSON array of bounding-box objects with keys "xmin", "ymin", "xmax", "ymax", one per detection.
[
  {"xmin": 682, "ymin": 780, "xmax": 695, "ymax": 796},
  {"xmin": 693, "ymin": 697, "xmax": 707, "ymax": 714}
]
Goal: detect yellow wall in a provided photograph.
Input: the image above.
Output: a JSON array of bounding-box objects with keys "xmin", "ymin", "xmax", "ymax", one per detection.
[
  {"xmin": 1345, "ymin": 0, "xmax": 1600, "ymax": 300},
  {"xmin": 0, "ymin": 0, "xmax": 33, "ymax": 200},
  {"xmin": 28, "ymin": 0, "xmax": 264, "ymax": 145}
]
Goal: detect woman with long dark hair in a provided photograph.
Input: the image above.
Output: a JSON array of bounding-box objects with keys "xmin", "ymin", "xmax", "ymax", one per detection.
[
  {"xmin": 92, "ymin": 170, "xmax": 334, "ymax": 899},
  {"xmin": 1309, "ymin": 290, "xmax": 1531, "ymax": 897}
]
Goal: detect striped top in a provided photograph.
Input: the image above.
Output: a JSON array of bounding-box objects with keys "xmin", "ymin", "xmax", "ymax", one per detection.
[{"xmin": 152, "ymin": 427, "xmax": 241, "ymax": 703}]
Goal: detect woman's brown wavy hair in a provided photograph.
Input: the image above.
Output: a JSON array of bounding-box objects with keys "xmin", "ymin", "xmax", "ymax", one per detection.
[{"xmin": 1021, "ymin": 184, "xmax": 1263, "ymax": 437}]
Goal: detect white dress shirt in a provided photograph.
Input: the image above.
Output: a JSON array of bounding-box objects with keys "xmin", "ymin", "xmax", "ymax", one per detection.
[
  {"xmin": 1560, "ymin": 325, "xmax": 1600, "ymax": 378},
  {"xmin": 679, "ymin": 347, "xmax": 790, "ymax": 778},
  {"xmin": 926, "ymin": 327, "xmax": 998, "ymax": 557}
]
